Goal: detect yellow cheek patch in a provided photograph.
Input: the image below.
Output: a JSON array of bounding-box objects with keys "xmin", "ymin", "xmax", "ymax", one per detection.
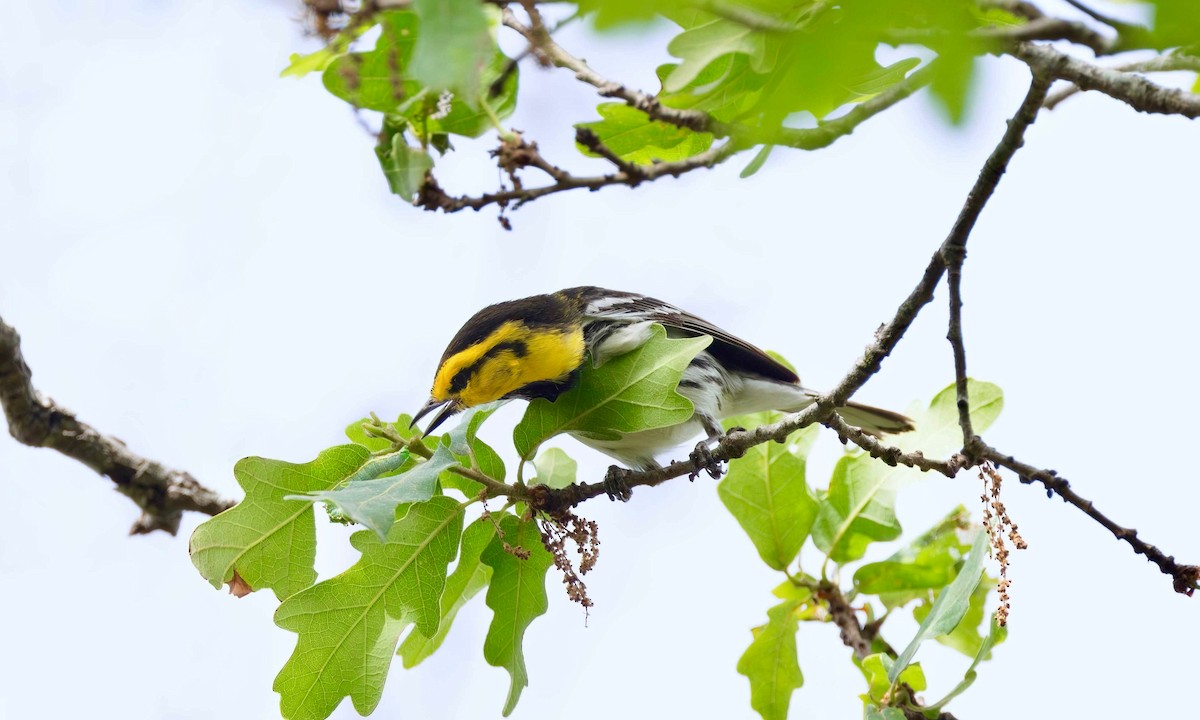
[{"xmin": 432, "ymin": 322, "xmax": 585, "ymax": 407}]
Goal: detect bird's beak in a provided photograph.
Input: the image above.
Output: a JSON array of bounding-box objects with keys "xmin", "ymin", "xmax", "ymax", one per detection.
[{"xmin": 410, "ymin": 397, "xmax": 460, "ymax": 437}]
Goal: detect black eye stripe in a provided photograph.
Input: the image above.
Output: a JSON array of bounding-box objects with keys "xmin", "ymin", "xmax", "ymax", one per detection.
[
  {"xmin": 448, "ymin": 339, "xmax": 529, "ymax": 394},
  {"xmin": 449, "ymin": 366, "xmax": 473, "ymax": 394},
  {"xmin": 492, "ymin": 340, "xmax": 528, "ymax": 357}
]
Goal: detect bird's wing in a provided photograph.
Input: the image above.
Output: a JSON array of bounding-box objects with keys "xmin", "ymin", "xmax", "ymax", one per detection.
[{"xmin": 576, "ymin": 287, "xmax": 800, "ymax": 384}]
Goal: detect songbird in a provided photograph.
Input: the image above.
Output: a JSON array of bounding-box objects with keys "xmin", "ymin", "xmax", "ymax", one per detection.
[{"xmin": 411, "ymin": 287, "xmax": 912, "ymax": 483}]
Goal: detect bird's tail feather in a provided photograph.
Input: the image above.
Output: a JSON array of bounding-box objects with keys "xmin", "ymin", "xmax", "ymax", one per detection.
[{"xmin": 835, "ymin": 401, "xmax": 915, "ymax": 436}]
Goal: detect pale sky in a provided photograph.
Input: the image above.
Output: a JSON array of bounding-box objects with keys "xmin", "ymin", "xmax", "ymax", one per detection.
[{"xmin": 2, "ymin": 2, "xmax": 1197, "ymax": 719}]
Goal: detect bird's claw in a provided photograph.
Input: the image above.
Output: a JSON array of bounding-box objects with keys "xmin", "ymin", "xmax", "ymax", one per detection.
[
  {"xmin": 603, "ymin": 465, "xmax": 634, "ymax": 502},
  {"xmin": 689, "ymin": 440, "xmax": 725, "ymax": 481}
]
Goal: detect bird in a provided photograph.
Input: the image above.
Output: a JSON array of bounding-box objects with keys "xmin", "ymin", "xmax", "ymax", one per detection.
[{"xmin": 411, "ymin": 286, "xmax": 913, "ymax": 492}]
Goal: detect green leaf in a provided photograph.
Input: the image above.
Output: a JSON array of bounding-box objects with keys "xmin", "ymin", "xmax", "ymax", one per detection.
[
  {"xmin": 398, "ymin": 517, "xmax": 496, "ymax": 668},
  {"xmin": 578, "ymin": 0, "xmax": 686, "ymax": 29},
  {"xmin": 737, "ymin": 592, "xmax": 808, "ymax": 720},
  {"xmin": 283, "ymin": 47, "xmax": 346, "ymax": 78},
  {"xmin": 740, "ymin": 144, "xmax": 774, "ymax": 178},
  {"xmin": 513, "ymin": 324, "xmax": 711, "ymax": 460},
  {"xmin": 422, "ymin": 51, "xmax": 519, "ymax": 138},
  {"xmin": 866, "ymin": 705, "xmax": 907, "ymax": 720},
  {"xmin": 847, "ymin": 58, "xmax": 923, "ymax": 102},
  {"xmin": 442, "ymin": 402, "xmax": 505, "ymax": 495},
  {"xmin": 445, "ymin": 402, "xmax": 503, "ymax": 456},
  {"xmin": 664, "ymin": 18, "xmax": 774, "ymax": 92},
  {"xmin": 282, "ymin": 21, "xmax": 374, "ymax": 78},
  {"xmin": 532, "ymin": 447, "xmax": 578, "ymax": 489},
  {"xmin": 409, "ymin": 0, "xmax": 493, "ymax": 100},
  {"xmin": 888, "ymin": 530, "xmax": 988, "ymax": 683},
  {"xmin": 718, "ymin": 416, "xmax": 818, "ymax": 571},
  {"xmin": 576, "ymin": 104, "xmax": 714, "ymax": 164},
  {"xmin": 922, "ymin": 616, "xmax": 1008, "ymax": 716},
  {"xmin": 322, "ymin": 11, "xmax": 421, "ymax": 113},
  {"xmin": 853, "ymin": 506, "xmax": 971, "ymax": 599},
  {"xmin": 930, "ymin": 47, "xmax": 977, "ymax": 124},
  {"xmin": 482, "ymin": 515, "xmax": 554, "ymax": 716},
  {"xmin": 913, "ymin": 571, "xmax": 996, "ymax": 658},
  {"xmin": 273, "ymin": 497, "xmax": 464, "ymax": 720},
  {"xmin": 657, "ymin": 54, "xmax": 767, "ymax": 123},
  {"xmin": 376, "ymin": 132, "xmax": 433, "ymax": 200},
  {"xmin": 345, "ymin": 418, "xmax": 399, "ymax": 453},
  {"xmin": 321, "ymin": 11, "xmax": 517, "ymax": 138},
  {"xmin": 190, "ymin": 444, "xmax": 373, "ymax": 601},
  {"xmin": 295, "ymin": 444, "xmax": 456, "ymax": 540},
  {"xmin": 1150, "ymin": 0, "xmax": 1200, "ymax": 49},
  {"xmin": 813, "ymin": 380, "xmax": 1002, "ymax": 564},
  {"xmin": 860, "ymin": 653, "xmax": 926, "ymax": 703}
]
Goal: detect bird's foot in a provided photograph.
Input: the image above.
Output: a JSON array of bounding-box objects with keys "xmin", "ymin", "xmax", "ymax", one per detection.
[
  {"xmin": 689, "ymin": 439, "xmax": 726, "ymax": 481},
  {"xmin": 603, "ymin": 465, "xmax": 634, "ymax": 502}
]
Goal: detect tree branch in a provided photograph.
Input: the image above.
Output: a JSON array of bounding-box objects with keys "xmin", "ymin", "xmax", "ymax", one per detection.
[
  {"xmin": 1011, "ymin": 43, "xmax": 1200, "ymax": 118},
  {"xmin": 980, "ymin": 444, "xmax": 1200, "ymax": 595},
  {"xmin": 0, "ymin": 315, "xmax": 234, "ymax": 535},
  {"xmin": 417, "ymin": 136, "xmax": 737, "ymax": 213},
  {"xmin": 1043, "ymin": 53, "xmax": 1200, "ymax": 111}
]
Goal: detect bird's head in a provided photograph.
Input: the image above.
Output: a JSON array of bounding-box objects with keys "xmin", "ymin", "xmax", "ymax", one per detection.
[{"xmin": 410, "ymin": 293, "xmax": 586, "ymax": 436}]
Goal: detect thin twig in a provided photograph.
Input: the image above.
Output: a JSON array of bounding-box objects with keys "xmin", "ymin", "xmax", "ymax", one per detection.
[
  {"xmin": 0, "ymin": 315, "xmax": 234, "ymax": 534},
  {"xmin": 1061, "ymin": 0, "xmax": 1139, "ymax": 34},
  {"xmin": 980, "ymin": 444, "xmax": 1200, "ymax": 596},
  {"xmin": 823, "ymin": 413, "xmax": 964, "ymax": 477},
  {"xmin": 503, "ymin": 7, "xmax": 712, "ymax": 133},
  {"xmin": 945, "ymin": 250, "xmax": 974, "ymax": 444},
  {"xmin": 943, "ymin": 70, "xmax": 1051, "ymax": 449},
  {"xmin": 575, "ymin": 127, "xmax": 647, "ymax": 181},
  {"xmin": 417, "ymin": 139, "xmax": 736, "ymax": 213},
  {"xmin": 885, "ymin": 17, "xmax": 1113, "ymax": 56}
]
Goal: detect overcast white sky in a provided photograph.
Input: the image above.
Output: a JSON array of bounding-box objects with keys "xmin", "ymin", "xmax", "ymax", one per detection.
[{"xmin": 2, "ymin": 2, "xmax": 1197, "ymax": 719}]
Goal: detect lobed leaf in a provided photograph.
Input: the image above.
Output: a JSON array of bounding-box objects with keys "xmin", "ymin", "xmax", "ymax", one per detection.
[
  {"xmin": 398, "ymin": 517, "xmax": 497, "ymax": 668},
  {"xmin": 273, "ymin": 497, "xmax": 464, "ymax": 720},
  {"xmin": 482, "ymin": 515, "xmax": 554, "ymax": 716},
  {"xmin": 190, "ymin": 444, "xmax": 373, "ymax": 601},
  {"xmin": 295, "ymin": 444, "xmax": 456, "ymax": 540},
  {"xmin": 737, "ymin": 592, "xmax": 808, "ymax": 720}
]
